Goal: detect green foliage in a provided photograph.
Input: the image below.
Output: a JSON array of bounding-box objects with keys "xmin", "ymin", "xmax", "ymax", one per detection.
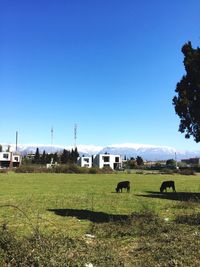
[
  {"xmin": 33, "ymin": 147, "xmax": 40, "ymax": 164},
  {"xmin": 136, "ymin": 156, "xmax": 144, "ymax": 166},
  {"xmin": 124, "ymin": 159, "xmax": 137, "ymax": 169},
  {"xmin": 60, "ymin": 149, "xmax": 70, "ymax": 164},
  {"xmin": 60, "ymin": 148, "xmax": 79, "ymax": 164},
  {"xmin": 173, "ymin": 41, "xmax": 200, "ymax": 142},
  {"xmin": 21, "ymin": 156, "xmax": 32, "ymax": 165},
  {"xmin": 53, "ymin": 164, "xmax": 83, "ymax": 173},
  {"xmin": 71, "ymin": 147, "xmax": 79, "ymax": 163},
  {"xmin": 124, "ymin": 156, "xmax": 144, "ymax": 169},
  {"xmin": 15, "ymin": 165, "xmax": 114, "ymax": 174},
  {"xmin": 26, "ymin": 147, "xmax": 79, "ymax": 165},
  {"xmin": 15, "ymin": 166, "xmax": 51, "ymax": 173},
  {"xmin": 166, "ymin": 159, "xmax": 176, "ymax": 166},
  {"xmin": 40, "ymin": 150, "xmax": 47, "ymax": 164}
]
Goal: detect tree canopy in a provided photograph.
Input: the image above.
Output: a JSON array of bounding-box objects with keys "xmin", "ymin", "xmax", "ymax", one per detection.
[
  {"xmin": 173, "ymin": 41, "xmax": 200, "ymax": 142},
  {"xmin": 28, "ymin": 148, "xmax": 79, "ymax": 165},
  {"xmin": 136, "ymin": 156, "xmax": 144, "ymax": 166}
]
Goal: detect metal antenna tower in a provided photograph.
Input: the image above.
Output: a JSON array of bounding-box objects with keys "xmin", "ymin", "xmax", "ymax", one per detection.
[
  {"xmin": 51, "ymin": 126, "xmax": 54, "ymax": 153},
  {"xmin": 74, "ymin": 123, "xmax": 77, "ymax": 149},
  {"xmin": 16, "ymin": 131, "xmax": 18, "ymax": 152}
]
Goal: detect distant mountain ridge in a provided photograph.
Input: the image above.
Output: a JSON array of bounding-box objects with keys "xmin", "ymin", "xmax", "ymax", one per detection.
[{"xmin": 3, "ymin": 143, "xmax": 200, "ymax": 161}]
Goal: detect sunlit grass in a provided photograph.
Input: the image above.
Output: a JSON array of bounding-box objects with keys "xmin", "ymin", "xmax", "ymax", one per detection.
[
  {"xmin": 1, "ymin": 172, "xmax": 200, "ymax": 265},
  {"xmin": 0, "ymin": 171, "xmax": 200, "ymax": 236}
]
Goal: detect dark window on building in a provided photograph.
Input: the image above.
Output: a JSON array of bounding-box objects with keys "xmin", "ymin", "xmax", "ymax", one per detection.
[
  {"xmin": 3, "ymin": 154, "xmax": 9, "ymax": 159},
  {"xmin": 103, "ymin": 164, "xmax": 110, "ymax": 167},
  {"xmin": 115, "ymin": 157, "xmax": 119, "ymax": 162},
  {"xmin": 103, "ymin": 156, "xmax": 110, "ymax": 162}
]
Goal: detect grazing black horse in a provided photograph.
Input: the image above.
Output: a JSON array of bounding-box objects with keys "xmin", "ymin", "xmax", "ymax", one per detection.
[
  {"xmin": 116, "ymin": 181, "xmax": 130, "ymax": 193},
  {"xmin": 160, "ymin": 180, "xmax": 176, "ymax": 193}
]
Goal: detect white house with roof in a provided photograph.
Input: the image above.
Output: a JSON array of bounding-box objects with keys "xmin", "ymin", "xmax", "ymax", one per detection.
[
  {"xmin": 93, "ymin": 153, "xmax": 122, "ymax": 170},
  {"xmin": 77, "ymin": 156, "xmax": 92, "ymax": 168},
  {"xmin": 0, "ymin": 152, "xmax": 21, "ymax": 168}
]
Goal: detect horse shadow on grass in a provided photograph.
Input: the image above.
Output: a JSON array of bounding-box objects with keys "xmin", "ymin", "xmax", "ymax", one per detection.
[
  {"xmin": 136, "ymin": 191, "xmax": 200, "ymax": 202},
  {"xmin": 47, "ymin": 208, "xmax": 129, "ymax": 223}
]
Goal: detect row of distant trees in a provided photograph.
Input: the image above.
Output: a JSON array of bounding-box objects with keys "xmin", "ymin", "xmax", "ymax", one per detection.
[
  {"xmin": 124, "ymin": 156, "xmax": 144, "ymax": 168},
  {"xmin": 23, "ymin": 147, "xmax": 79, "ymax": 165},
  {"xmin": 124, "ymin": 157, "xmax": 177, "ymax": 169}
]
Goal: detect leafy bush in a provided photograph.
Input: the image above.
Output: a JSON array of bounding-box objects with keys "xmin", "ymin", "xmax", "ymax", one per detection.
[
  {"xmin": 89, "ymin": 167, "xmax": 100, "ymax": 174},
  {"xmin": 15, "ymin": 166, "xmax": 36, "ymax": 173},
  {"xmin": 53, "ymin": 164, "xmax": 82, "ymax": 173},
  {"xmin": 15, "ymin": 164, "xmax": 114, "ymax": 174}
]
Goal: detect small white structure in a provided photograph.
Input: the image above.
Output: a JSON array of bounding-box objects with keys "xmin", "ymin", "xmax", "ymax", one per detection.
[
  {"xmin": 93, "ymin": 154, "xmax": 122, "ymax": 170},
  {"xmin": 77, "ymin": 156, "xmax": 92, "ymax": 168},
  {"xmin": 46, "ymin": 157, "xmax": 58, "ymax": 169},
  {"xmin": 0, "ymin": 152, "xmax": 21, "ymax": 168}
]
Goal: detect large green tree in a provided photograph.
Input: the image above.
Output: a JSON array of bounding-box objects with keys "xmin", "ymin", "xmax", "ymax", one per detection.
[
  {"xmin": 173, "ymin": 41, "xmax": 200, "ymax": 142},
  {"xmin": 41, "ymin": 150, "xmax": 47, "ymax": 164},
  {"xmin": 70, "ymin": 147, "xmax": 79, "ymax": 163},
  {"xmin": 60, "ymin": 149, "xmax": 70, "ymax": 164},
  {"xmin": 33, "ymin": 148, "xmax": 40, "ymax": 164},
  {"xmin": 136, "ymin": 156, "xmax": 144, "ymax": 166}
]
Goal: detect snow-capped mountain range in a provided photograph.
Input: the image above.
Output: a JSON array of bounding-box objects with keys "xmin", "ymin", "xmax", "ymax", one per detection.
[{"xmin": 2, "ymin": 143, "xmax": 200, "ymax": 161}]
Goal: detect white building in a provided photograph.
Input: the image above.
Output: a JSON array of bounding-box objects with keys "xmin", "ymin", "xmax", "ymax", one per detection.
[
  {"xmin": 93, "ymin": 154, "xmax": 122, "ymax": 170},
  {"xmin": 77, "ymin": 156, "xmax": 92, "ymax": 168},
  {"xmin": 0, "ymin": 152, "xmax": 21, "ymax": 168}
]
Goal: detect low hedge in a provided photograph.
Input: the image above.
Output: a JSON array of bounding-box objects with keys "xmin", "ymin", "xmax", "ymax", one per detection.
[{"xmin": 14, "ymin": 165, "xmax": 114, "ymax": 174}]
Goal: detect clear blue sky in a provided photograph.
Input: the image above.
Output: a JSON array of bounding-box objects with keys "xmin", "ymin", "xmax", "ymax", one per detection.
[{"xmin": 1, "ymin": 0, "xmax": 200, "ymax": 150}]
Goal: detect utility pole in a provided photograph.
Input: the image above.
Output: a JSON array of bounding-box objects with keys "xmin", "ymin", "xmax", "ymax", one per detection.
[{"xmin": 175, "ymin": 152, "xmax": 178, "ymax": 169}]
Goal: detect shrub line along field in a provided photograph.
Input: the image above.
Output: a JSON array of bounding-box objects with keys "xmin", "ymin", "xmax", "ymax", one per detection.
[{"xmin": 1, "ymin": 172, "xmax": 200, "ymax": 266}]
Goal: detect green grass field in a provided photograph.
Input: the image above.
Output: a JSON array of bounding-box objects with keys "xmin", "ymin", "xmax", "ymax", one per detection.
[
  {"xmin": 1, "ymin": 172, "xmax": 200, "ymax": 266},
  {"xmin": 0, "ymin": 172, "xmax": 200, "ymax": 235}
]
